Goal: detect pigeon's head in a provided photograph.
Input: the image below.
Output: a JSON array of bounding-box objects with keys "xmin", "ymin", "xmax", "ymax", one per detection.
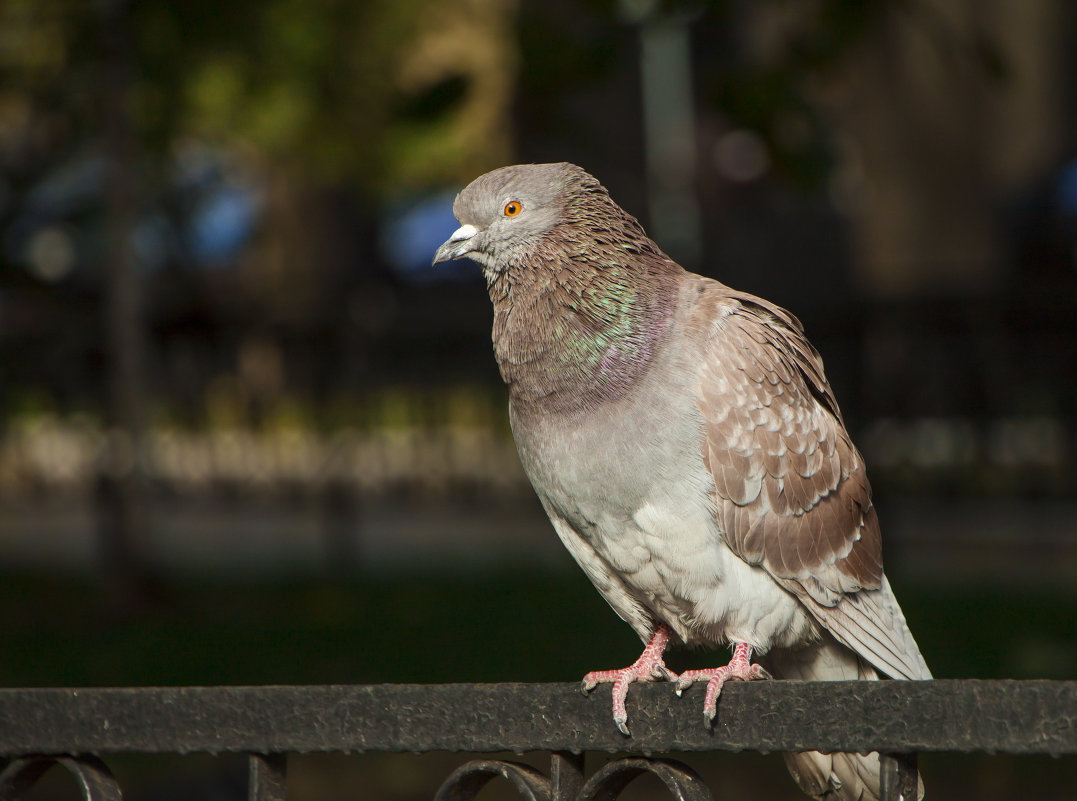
[{"xmin": 433, "ymin": 162, "xmax": 590, "ymax": 274}]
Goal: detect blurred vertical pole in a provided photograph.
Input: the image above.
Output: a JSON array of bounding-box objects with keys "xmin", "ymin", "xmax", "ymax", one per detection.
[
  {"xmin": 621, "ymin": 0, "xmax": 702, "ymax": 270},
  {"xmin": 98, "ymin": 0, "xmax": 152, "ymax": 600}
]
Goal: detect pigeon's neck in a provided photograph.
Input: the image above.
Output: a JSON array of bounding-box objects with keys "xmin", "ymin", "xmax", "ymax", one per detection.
[{"xmin": 488, "ymin": 246, "xmax": 681, "ymax": 414}]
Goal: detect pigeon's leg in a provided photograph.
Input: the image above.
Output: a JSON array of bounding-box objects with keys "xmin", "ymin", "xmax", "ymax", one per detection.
[
  {"xmin": 581, "ymin": 623, "xmax": 677, "ymax": 736},
  {"xmin": 675, "ymin": 642, "xmax": 771, "ymax": 725}
]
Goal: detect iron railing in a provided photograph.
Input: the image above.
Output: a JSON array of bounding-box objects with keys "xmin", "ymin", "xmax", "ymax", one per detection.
[{"xmin": 1, "ymin": 680, "xmax": 1074, "ymax": 801}]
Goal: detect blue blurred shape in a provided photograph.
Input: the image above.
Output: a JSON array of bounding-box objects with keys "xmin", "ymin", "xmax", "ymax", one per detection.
[
  {"xmin": 380, "ymin": 191, "xmax": 475, "ymax": 284},
  {"xmin": 189, "ymin": 185, "xmax": 261, "ymax": 264},
  {"xmin": 1056, "ymin": 160, "xmax": 1077, "ymax": 217}
]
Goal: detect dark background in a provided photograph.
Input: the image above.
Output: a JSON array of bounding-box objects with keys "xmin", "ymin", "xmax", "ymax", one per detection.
[{"xmin": 1, "ymin": 1, "xmax": 1076, "ymax": 799}]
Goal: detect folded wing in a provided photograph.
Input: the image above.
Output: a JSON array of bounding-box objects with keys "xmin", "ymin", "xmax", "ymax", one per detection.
[{"xmin": 694, "ymin": 284, "xmax": 930, "ymax": 680}]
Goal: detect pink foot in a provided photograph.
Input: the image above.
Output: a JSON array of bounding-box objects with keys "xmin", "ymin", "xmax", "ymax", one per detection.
[
  {"xmin": 582, "ymin": 624, "xmax": 678, "ymax": 736},
  {"xmin": 675, "ymin": 642, "xmax": 771, "ymax": 725}
]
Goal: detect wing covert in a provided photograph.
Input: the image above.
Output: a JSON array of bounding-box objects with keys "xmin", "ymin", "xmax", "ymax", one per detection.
[{"xmin": 695, "ymin": 287, "xmax": 883, "ymax": 603}]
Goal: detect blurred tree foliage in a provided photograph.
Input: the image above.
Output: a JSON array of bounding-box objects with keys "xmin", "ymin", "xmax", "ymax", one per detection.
[
  {"xmin": 692, "ymin": 0, "xmax": 1007, "ymax": 189},
  {"xmin": 1, "ymin": 0, "xmax": 992, "ymax": 200},
  {"xmin": 0, "ymin": 0, "xmax": 519, "ymax": 199},
  {"xmin": 0, "ymin": 0, "xmax": 1021, "ymax": 421},
  {"xmin": 0, "ymin": 0, "xmax": 1005, "ymax": 250}
]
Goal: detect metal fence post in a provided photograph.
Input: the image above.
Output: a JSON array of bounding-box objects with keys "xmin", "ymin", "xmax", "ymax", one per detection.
[
  {"xmin": 880, "ymin": 753, "xmax": 919, "ymax": 801},
  {"xmin": 248, "ymin": 753, "xmax": 287, "ymax": 801},
  {"xmin": 550, "ymin": 752, "xmax": 585, "ymax": 801}
]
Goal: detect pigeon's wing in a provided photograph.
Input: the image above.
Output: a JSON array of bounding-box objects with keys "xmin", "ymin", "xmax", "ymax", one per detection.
[{"xmin": 693, "ymin": 283, "xmax": 930, "ymax": 680}]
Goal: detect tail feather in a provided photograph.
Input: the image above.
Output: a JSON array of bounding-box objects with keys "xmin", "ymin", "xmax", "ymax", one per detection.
[
  {"xmin": 784, "ymin": 576, "xmax": 932, "ymax": 682},
  {"xmin": 782, "ymin": 751, "xmax": 883, "ymax": 801},
  {"xmin": 763, "ymin": 635, "xmax": 925, "ymax": 801}
]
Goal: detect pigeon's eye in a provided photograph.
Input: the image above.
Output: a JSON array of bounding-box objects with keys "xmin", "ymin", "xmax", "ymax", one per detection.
[{"xmin": 503, "ymin": 201, "xmax": 523, "ymax": 217}]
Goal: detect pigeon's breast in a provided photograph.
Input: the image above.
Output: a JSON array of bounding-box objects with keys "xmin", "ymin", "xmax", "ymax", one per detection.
[
  {"xmin": 509, "ymin": 344, "xmax": 708, "ymax": 534},
  {"xmin": 509, "ymin": 335, "xmax": 814, "ymax": 650}
]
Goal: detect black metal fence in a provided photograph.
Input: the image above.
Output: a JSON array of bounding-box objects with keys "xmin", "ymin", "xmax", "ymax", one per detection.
[{"xmin": 1, "ymin": 680, "xmax": 1075, "ymax": 801}]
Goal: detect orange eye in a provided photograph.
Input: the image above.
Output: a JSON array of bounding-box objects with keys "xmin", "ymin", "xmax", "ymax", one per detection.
[{"xmin": 503, "ymin": 200, "xmax": 522, "ymax": 217}]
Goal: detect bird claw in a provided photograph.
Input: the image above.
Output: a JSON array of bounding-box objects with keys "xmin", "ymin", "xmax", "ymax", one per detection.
[
  {"xmin": 653, "ymin": 663, "xmax": 678, "ymax": 682},
  {"xmin": 678, "ymin": 643, "xmax": 771, "ymax": 726},
  {"xmin": 675, "ymin": 663, "xmax": 769, "ymax": 692},
  {"xmin": 582, "ymin": 664, "xmax": 652, "ymax": 736},
  {"xmin": 582, "ymin": 624, "xmax": 675, "ymax": 736}
]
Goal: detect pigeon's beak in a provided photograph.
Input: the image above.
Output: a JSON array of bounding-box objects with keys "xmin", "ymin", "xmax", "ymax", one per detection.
[{"xmin": 433, "ymin": 224, "xmax": 480, "ymax": 265}]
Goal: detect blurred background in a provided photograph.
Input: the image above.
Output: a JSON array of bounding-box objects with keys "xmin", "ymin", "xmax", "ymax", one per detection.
[{"xmin": 1, "ymin": 0, "xmax": 1076, "ymax": 799}]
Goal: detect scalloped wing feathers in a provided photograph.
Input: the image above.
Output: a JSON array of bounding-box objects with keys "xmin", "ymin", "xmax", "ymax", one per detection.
[{"xmin": 693, "ymin": 282, "xmax": 929, "ymax": 681}]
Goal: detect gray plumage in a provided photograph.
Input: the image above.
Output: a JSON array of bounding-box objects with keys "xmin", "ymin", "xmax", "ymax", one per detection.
[{"xmin": 434, "ymin": 162, "xmax": 930, "ymax": 801}]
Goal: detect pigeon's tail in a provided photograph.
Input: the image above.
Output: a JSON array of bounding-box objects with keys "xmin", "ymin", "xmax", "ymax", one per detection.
[{"xmin": 763, "ymin": 635, "xmax": 925, "ymax": 801}]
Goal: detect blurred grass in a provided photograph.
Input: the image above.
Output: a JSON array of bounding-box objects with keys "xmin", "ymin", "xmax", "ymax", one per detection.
[{"xmin": 2, "ymin": 572, "xmax": 1075, "ymax": 687}]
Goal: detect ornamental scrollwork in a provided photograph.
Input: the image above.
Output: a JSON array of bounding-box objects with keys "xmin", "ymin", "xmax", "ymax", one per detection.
[
  {"xmin": 0, "ymin": 755, "xmax": 123, "ymax": 801},
  {"xmin": 435, "ymin": 754, "xmax": 713, "ymax": 801}
]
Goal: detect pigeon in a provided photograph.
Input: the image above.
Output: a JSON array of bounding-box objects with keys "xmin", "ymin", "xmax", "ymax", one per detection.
[{"xmin": 433, "ymin": 162, "xmax": 931, "ymax": 801}]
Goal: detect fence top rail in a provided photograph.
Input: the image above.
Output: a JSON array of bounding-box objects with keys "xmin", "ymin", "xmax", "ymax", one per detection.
[{"xmin": 0, "ymin": 680, "xmax": 1073, "ymax": 758}]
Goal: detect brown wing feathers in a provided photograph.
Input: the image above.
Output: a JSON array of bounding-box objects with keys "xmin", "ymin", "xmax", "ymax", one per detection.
[
  {"xmin": 698, "ymin": 288, "xmax": 883, "ymax": 600},
  {"xmin": 694, "ymin": 285, "xmax": 935, "ymax": 680}
]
